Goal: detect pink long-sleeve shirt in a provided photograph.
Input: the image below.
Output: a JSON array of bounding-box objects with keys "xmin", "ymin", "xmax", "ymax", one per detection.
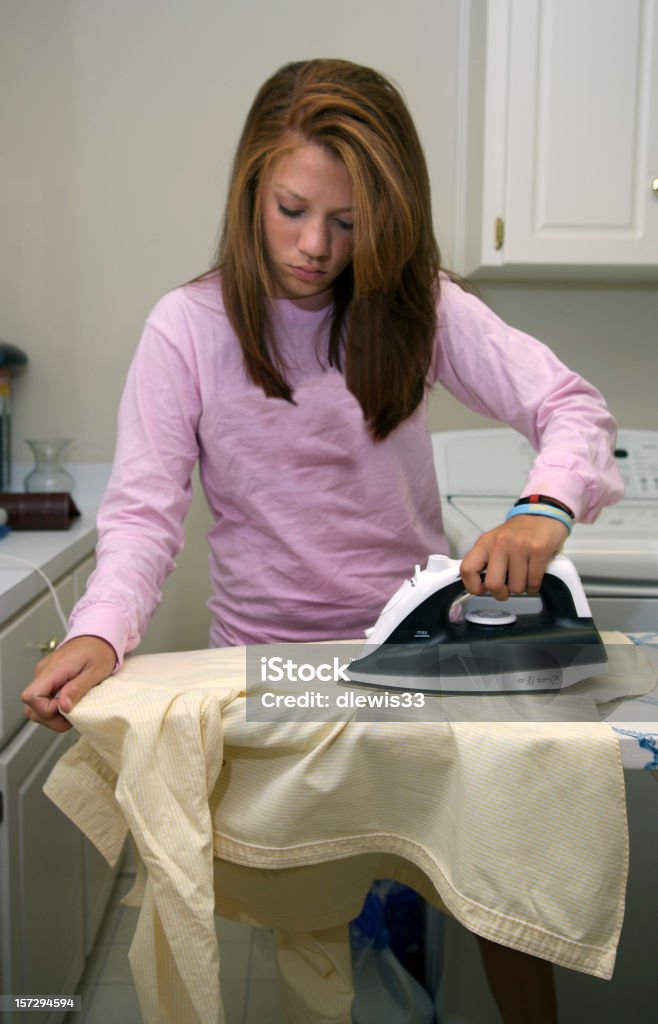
[{"xmin": 67, "ymin": 274, "xmax": 624, "ymax": 661}]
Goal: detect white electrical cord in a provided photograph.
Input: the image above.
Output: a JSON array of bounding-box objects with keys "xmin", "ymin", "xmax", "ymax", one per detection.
[{"xmin": 0, "ymin": 554, "xmax": 70, "ymax": 632}]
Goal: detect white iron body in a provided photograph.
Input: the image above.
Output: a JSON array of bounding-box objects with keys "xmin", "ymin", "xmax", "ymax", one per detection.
[{"xmin": 348, "ymin": 554, "xmax": 608, "ymax": 694}]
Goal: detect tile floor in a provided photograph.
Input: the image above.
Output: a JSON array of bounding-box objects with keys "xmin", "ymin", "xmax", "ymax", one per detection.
[{"xmin": 65, "ymin": 865, "xmax": 283, "ymax": 1024}]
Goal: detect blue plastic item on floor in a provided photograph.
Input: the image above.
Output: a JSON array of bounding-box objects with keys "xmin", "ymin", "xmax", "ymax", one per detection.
[{"xmin": 350, "ymin": 887, "xmax": 435, "ymax": 1024}]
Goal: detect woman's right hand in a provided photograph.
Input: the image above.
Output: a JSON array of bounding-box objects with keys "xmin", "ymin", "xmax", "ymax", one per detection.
[{"xmin": 21, "ymin": 635, "xmax": 117, "ymax": 732}]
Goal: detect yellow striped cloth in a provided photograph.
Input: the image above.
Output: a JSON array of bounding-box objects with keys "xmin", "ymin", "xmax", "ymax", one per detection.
[{"xmin": 43, "ymin": 637, "xmax": 655, "ymax": 1023}]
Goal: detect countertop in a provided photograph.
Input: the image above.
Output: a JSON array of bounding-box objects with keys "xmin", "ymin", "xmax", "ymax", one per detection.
[
  {"xmin": 0, "ymin": 508, "xmax": 98, "ymax": 622},
  {"xmin": 0, "ymin": 462, "xmax": 109, "ymax": 622}
]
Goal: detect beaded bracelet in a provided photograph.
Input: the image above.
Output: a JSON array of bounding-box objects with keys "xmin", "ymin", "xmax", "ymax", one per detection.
[{"xmin": 505, "ymin": 503, "xmax": 574, "ymax": 534}]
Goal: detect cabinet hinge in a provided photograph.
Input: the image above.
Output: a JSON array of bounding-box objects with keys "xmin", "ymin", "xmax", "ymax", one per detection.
[
  {"xmin": 0, "ymin": 791, "xmax": 3, "ymax": 824},
  {"xmin": 494, "ymin": 217, "xmax": 505, "ymax": 251}
]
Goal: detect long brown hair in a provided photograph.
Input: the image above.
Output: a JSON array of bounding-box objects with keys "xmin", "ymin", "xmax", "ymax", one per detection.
[{"xmin": 214, "ymin": 59, "xmax": 442, "ymax": 439}]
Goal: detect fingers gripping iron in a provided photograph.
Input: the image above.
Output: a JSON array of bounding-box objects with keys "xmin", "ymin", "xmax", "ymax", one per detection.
[{"xmin": 347, "ymin": 554, "xmax": 608, "ymax": 693}]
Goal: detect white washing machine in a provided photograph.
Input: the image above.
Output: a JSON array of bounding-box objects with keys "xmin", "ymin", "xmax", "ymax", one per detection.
[{"xmin": 427, "ymin": 427, "xmax": 658, "ymax": 1024}]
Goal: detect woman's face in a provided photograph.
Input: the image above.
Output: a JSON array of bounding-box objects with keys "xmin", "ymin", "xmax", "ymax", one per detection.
[{"xmin": 261, "ymin": 143, "xmax": 354, "ymax": 310}]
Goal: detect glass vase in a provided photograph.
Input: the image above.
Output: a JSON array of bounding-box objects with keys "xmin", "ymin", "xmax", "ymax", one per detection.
[{"xmin": 24, "ymin": 438, "xmax": 75, "ymax": 493}]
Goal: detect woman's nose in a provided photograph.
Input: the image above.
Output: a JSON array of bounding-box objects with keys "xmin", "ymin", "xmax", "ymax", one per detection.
[{"xmin": 298, "ymin": 218, "xmax": 330, "ymax": 260}]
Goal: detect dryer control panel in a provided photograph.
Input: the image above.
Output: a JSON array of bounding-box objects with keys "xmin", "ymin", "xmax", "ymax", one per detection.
[{"xmin": 612, "ymin": 432, "xmax": 658, "ymax": 497}]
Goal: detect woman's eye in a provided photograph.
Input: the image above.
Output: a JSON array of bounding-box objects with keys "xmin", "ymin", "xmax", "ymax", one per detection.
[
  {"xmin": 335, "ymin": 218, "xmax": 354, "ymax": 231},
  {"xmin": 278, "ymin": 204, "xmax": 303, "ymax": 218}
]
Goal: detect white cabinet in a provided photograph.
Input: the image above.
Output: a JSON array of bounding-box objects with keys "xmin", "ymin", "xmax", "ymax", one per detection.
[
  {"xmin": 0, "ymin": 547, "xmax": 120, "ymax": 1024},
  {"xmin": 455, "ymin": 0, "xmax": 658, "ymax": 276},
  {"xmin": 0, "ymin": 724, "xmax": 84, "ymax": 1024},
  {"xmin": 0, "ymin": 579, "xmax": 74, "ymax": 750}
]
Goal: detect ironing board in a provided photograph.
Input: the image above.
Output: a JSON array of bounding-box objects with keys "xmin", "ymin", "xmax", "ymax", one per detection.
[
  {"xmin": 604, "ymin": 633, "xmax": 658, "ymax": 769},
  {"xmin": 43, "ymin": 632, "xmax": 657, "ymax": 1024}
]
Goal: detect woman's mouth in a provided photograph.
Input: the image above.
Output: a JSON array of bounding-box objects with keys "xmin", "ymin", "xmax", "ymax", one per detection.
[{"xmin": 289, "ymin": 265, "xmax": 326, "ymax": 283}]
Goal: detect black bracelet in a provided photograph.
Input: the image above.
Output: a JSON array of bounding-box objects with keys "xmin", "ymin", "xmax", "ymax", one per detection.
[{"xmin": 515, "ymin": 493, "xmax": 574, "ymax": 518}]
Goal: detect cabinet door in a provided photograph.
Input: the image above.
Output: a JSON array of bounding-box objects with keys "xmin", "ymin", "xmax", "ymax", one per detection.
[
  {"xmin": 0, "ymin": 578, "xmax": 74, "ymax": 749},
  {"xmin": 458, "ymin": 0, "xmax": 658, "ymax": 274},
  {"xmin": 0, "ymin": 725, "xmax": 84, "ymax": 1024}
]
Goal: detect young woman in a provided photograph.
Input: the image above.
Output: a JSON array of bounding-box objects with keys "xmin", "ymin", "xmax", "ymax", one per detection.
[{"xmin": 23, "ymin": 59, "xmax": 623, "ymax": 1023}]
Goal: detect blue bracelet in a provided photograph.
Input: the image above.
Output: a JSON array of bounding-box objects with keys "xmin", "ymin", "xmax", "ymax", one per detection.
[{"xmin": 505, "ymin": 503, "xmax": 573, "ymax": 534}]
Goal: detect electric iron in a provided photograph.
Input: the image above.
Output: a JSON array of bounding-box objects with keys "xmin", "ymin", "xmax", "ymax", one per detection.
[{"xmin": 347, "ymin": 554, "xmax": 608, "ymax": 694}]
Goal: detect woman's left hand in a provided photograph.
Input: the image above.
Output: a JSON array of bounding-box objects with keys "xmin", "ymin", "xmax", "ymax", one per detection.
[{"xmin": 460, "ymin": 515, "xmax": 570, "ymax": 601}]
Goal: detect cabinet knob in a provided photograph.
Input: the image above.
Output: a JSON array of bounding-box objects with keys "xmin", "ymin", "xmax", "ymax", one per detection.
[
  {"xmin": 494, "ymin": 216, "xmax": 505, "ymax": 250},
  {"xmin": 29, "ymin": 637, "xmax": 60, "ymax": 654},
  {"xmin": 652, "ymin": 178, "xmax": 658, "ymax": 193}
]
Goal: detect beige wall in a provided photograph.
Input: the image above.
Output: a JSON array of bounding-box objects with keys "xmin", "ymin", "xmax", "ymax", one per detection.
[
  {"xmin": 3, "ymin": 0, "xmax": 655, "ymax": 457},
  {"xmin": 2, "ymin": 0, "xmax": 656, "ymax": 649},
  {"xmin": 426, "ymin": 279, "xmax": 658, "ymax": 434},
  {"xmin": 1, "ymin": 0, "xmax": 461, "ymax": 460}
]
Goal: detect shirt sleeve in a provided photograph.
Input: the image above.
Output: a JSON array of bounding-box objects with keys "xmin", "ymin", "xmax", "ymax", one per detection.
[
  {"xmin": 431, "ymin": 278, "xmax": 625, "ymax": 522},
  {"xmin": 65, "ymin": 296, "xmax": 202, "ymax": 665}
]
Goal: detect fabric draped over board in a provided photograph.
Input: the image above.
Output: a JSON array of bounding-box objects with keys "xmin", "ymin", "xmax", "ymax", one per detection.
[{"xmin": 44, "ymin": 637, "xmax": 658, "ymax": 1024}]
